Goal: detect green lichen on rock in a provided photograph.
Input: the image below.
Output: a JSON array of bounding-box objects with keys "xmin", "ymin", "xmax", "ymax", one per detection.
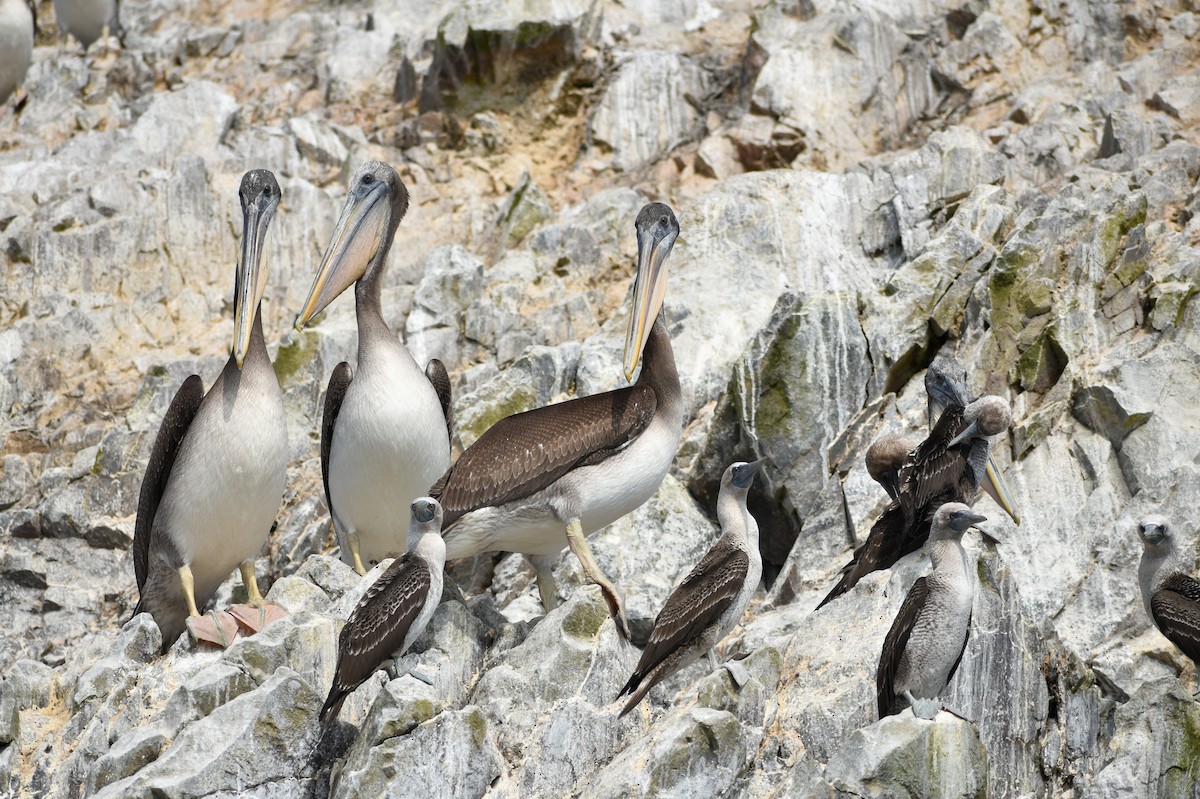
[
  {"xmin": 1012, "ymin": 328, "xmax": 1067, "ymax": 393},
  {"xmin": 1149, "ymin": 281, "xmax": 1198, "ymax": 331},
  {"xmin": 457, "ymin": 384, "xmax": 538, "ymax": 448},
  {"xmin": 272, "ymin": 329, "xmax": 318, "ymax": 386},
  {"xmin": 561, "ymin": 593, "xmax": 607, "ymax": 641}
]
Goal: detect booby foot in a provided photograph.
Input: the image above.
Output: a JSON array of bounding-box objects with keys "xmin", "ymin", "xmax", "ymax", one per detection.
[
  {"xmin": 228, "ymin": 602, "xmax": 287, "ymax": 634},
  {"xmin": 722, "ymin": 659, "xmax": 753, "ymax": 689},
  {"xmin": 909, "ymin": 697, "xmax": 942, "ymax": 720},
  {"xmin": 187, "ymin": 610, "xmax": 240, "ymax": 648}
]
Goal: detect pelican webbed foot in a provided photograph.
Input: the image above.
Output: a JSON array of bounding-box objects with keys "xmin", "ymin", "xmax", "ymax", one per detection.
[
  {"xmin": 228, "ymin": 560, "xmax": 287, "ymax": 633},
  {"xmin": 187, "ymin": 610, "xmax": 240, "ymax": 648},
  {"xmin": 564, "ymin": 518, "xmax": 631, "ymax": 641}
]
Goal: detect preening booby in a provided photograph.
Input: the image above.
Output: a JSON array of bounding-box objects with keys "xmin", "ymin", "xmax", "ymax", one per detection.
[
  {"xmin": 817, "ymin": 359, "xmax": 1019, "ymax": 609},
  {"xmin": 295, "ymin": 162, "xmax": 452, "ymax": 575},
  {"xmin": 133, "ymin": 170, "xmax": 288, "ymax": 651},
  {"xmin": 877, "ymin": 502, "xmax": 987, "ymax": 720},
  {"xmin": 0, "ymin": 0, "xmax": 34, "ymax": 104},
  {"xmin": 430, "ymin": 202, "xmax": 684, "ymax": 640},
  {"xmin": 53, "ymin": 0, "xmax": 120, "ymax": 48},
  {"xmin": 617, "ymin": 459, "xmax": 764, "ymax": 717},
  {"xmin": 320, "ymin": 497, "xmax": 446, "ymax": 726},
  {"xmin": 1137, "ymin": 515, "xmax": 1200, "ymax": 669}
]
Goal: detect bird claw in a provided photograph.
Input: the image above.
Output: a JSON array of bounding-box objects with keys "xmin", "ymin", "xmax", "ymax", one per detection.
[
  {"xmin": 910, "ymin": 697, "xmax": 942, "ymax": 720},
  {"xmin": 187, "ymin": 610, "xmax": 240, "ymax": 648},
  {"xmin": 228, "ymin": 602, "xmax": 287, "ymax": 634},
  {"xmin": 600, "ymin": 586, "xmax": 632, "ymax": 642},
  {"xmin": 722, "ymin": 660, "xmax": 753, "ymax": 689}
]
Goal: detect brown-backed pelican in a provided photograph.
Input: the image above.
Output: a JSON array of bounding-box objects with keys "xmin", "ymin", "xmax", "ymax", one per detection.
[
  {"xmin": 816, "ymin": 359, "xmax": 1019, "ymax": 609},
  {"xmin": 320, "ymin": 497, "xmax": 446, "ymax": 726},
  {"xmin": 53, "ymin": 0, "xmax": 120, "ymax": 48},
  {"xmin": 133, "ymin": 170, "xmax": 288, "ymax": 651},
  {"xmin": 877, "ymin": 502, "xmax": 987, "ymax": 719},
  {"xmin": 617, "ymin": 459, "xmax": 764, "ymax": 716},
  {"xmin": 1137, "ymin": 515, "xmax": 1200, "ymax": 669},
  {"xmin": 0, "ymin": 0, "xmax": 34, "ymax": 104},
  {"xmin": 430, "ymin": 202, "xmax": 684, "ymax": 640},
  {"xmin": 865, "ymin": 434, "xmax": 916, "ymax": 501},
  {"xmin": 295, "ymin": 162, "xmax": 452, "ymax": 575}
]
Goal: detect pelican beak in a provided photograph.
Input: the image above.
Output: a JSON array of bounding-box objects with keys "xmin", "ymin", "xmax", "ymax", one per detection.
[
  {"xmin": 623, "ymin": 225, "xmax": 675, "ymax": 381},
  {"xmin": 982, "ymin": 454, "xmax": 1021, "ymax": 526},
  {"xmin": 233, "ymin": 192, "xmax": 276, "ymax": 368},
  {"xmin": 947, "ymin": 420, "xmax": 981, "ymax": 449},
  {"xmin": 294, "ymin": 182, "xmax": 389, "ymax": 331}
]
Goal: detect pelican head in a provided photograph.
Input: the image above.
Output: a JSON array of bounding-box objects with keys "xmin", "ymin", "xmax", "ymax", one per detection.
[
  {"xmin": 623, "ymin": 202, "xmax": 680, "ymax": 381},
  {"xmin": 233, "ymin": 169, "xmax": 281, "ymax": 368},
  {"xmin": 925, "ymin": 355, "xmax": 969, "ymax": 427},
  {"xmin": 1137, "ymin": 514, "xmax": 1171, "ymax": 548},
  {"xmin": 728, "ymin": 457, "xmax": 767, "ymax": 491},
  {"xmin": 865, "ymin": 434, "xmax": 915, "ymax": 489},
  {"xmin": 294, "ymin": 161, "xmax": 410, "ymax": 330},
  {"xmin": 948, "ymin": 396, "xmax": 1012, "ymax": 448},
  {"xmin": 931, "ymin": 502, "xmax": 989, "ymax": 541}
]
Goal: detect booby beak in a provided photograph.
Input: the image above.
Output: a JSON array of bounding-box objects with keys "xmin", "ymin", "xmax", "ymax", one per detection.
[
  {"xmin": 732, "ymin": 457, "xmax": 767, "ymax": 489},
  {"xmin": 232, "ymin": 181, "xmax": 279, "ymax": 369},
  {"xmin": 623, "ymin": 222, "xmax": 676, "ymax": 381},
  {"xmin": 294, "ymin": 180, "xmax": 390, "ymax": 331}
]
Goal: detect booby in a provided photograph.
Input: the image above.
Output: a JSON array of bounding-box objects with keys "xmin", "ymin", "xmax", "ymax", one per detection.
[
  {"xmin": 295, "ymin": 162, "xmax": 452, "ymax": 575},
  {"xmin": 320, "ymin": 497, "xmax": 446, "ymax": 726},
  {"xmin": 816, "ymin": 361, "xmax": 1020, "ymax": 609},
  {"xmin": 53, "ymin": 0, "xmax": 120, "ymax": 48},
  {"xmin": 877, "ymin": 502, "xmax": 987, "ymax": 720},
  {"xmin": 430, "ymin": 202, "xmax": 684, "ymax": 640},
  {"xmin": 133, "ymin": 170, "xmax": 288, "ymax": 651},
  {"xmin": 617, "ymin": 459, "xmax": 764, "ymax": 717},
  {"xmin": 0, "ymin": 0, "xmax": 34, "ymax": 105},
  {"xmin": 1137, "ymin": 515, "xmax": 1200, "ymax": 669}
]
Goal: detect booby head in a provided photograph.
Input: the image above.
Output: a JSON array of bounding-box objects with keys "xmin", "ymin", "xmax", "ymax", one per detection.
[
  {"xmin": 294, "ymin": 161, "xmax": 410, "ymax": 330},
  {"xmin": 233, "ymin": 169, "xmax": 281, "ymax": 368},
  {"xmin": 408, "ymin": 496, "xmax": 444, "ymax": 544},
  {"xmin": 924, "ymin": 355, "xmax": 969, "ymax": 427},
  {"xmin": 728, "ymin": 457, "xmax": 767, "ymax": 491},
  {"xmin": 865, "ymin": 434, "xmax": 915, "ymax": 483},
  {"xmin": 930, "ymin": 502, "xmax": 988, "ymax": 541},
  {"xmin": 624, "ymin": 202, "xmax": 680, "ymax": 381},
  {"xmin": 1137, "ymin": 514, "xmax": 1172, "ymax": 548}
]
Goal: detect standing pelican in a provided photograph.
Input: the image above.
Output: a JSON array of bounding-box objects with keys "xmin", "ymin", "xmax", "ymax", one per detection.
[
  {"xmin": 877, "ymin": 502, "xmax": 987, "ymax": 719},
  {"xmin": 0, "ymin": 0, "xmax": 34, "ymax": 104},
  {"xmin": 133, "ymin": 170, "xmax": 288, "ymax": 651},
  {"xmin": 1137, "ymin": 515, "xmax": 1200, "ymax": 668},
  {"xmin": 617, "ymin": 459, "xmax": 764, "ymax": 716},
  {"xmin": 53, "ymin": 0, "xmax": 121, "ymax": 48},
  {"xmin": 430, "ymin": 202, "xmax": 684, "ymax": 639},
  {"xmin": 321, "ymin": 497, "xmax": 446, "ymax": 726},
  {"xmin": 816, "ymin": 359, "xmax": 1019, "ymax": 609},
  {"xmin": 294, "ymin": 162, "xmax": 452, "ymax": 575}
]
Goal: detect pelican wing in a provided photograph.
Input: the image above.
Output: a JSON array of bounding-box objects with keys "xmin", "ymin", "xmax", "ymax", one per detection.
[
  {"xmin": 321, "ymin": 362, "xmax": 353, "ymax": 519},
  {"xmin": 320, "ymin": 552, "xmax": 433, "ymax": 725},
  {"xmin": 425, "ymin": 358, "xmax": 453, "ymax": 442},
  {"xmin": 134, "ymin": 374, "xmax": 204, "ymax": 592},
  {"xmin": 1152, "ymin": 573, "xmax": 1200, "ymax": 665},
  {"xmin": 431, "ymin": 385, "xmax": 657, "ymax": 526},
  {"xmin": 897, "ymin": 404, "xmax": 970, "ymax": 524}
]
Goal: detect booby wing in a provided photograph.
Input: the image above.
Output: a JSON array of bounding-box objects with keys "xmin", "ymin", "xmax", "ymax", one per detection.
[
  {"xmin": 876, "ymin": 575, "xmax": 930, "ymax": 718},
  {"xmin": 320, "ymin": 362, "xmax": 353, "ymax": 519},
  {"xmin": 424, "ymin": 358, "xmax": 452, "ymax": 442},
  {"xmin": 1151, "ymin": 573, "xmax": 1200, "ymax": 664},
  {"xmin": 320, "ymin": 551, "xmax": 433, "ymax": 725},
  {"xmin": 133, "ymin": 374, "xmax": 204, "ymax": 593},
  {"xmin": 430, "ymin": 384, "xmax": 658, "ymax": 527}
]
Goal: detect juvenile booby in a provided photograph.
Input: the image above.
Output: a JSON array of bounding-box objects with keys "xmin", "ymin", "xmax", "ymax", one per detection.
[
  {"xmin": 295, "ymin": 162, "xmax": 452, "ymax": 575},
  {"xmin": 320, "ymin": 497, "xmax": 446, "ymax": 726},
  {"xmin": 0, "ymin": 0, "xmax": 34, "ymax": 104},
  {"xmin": 133, "ymin": 170, "xmax": 288, "ymax": 651},
  {"xmin": 53, "ymin": 0, "xmax": 120, "ymax": 48},
  {"xmin": 877, "ymin": 502, "xmax": 987, "ymax": 720},
  {"xmin": 430, "ymin": 203, "xmax": 684, "ymax": 640},
  {"xmin": 617, "ymin": 459, "xmax": 764, "ymax": 717},
  {"xmin": 817, "ymin": 362, "xmax": 1019, "ymax": 609},
  {"xmin": 1137, "ymin": 515, "xmax": 1200, "ymax": 669}
]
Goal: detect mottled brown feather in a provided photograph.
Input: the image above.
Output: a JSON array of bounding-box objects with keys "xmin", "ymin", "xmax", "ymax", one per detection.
[
  {"xmin": 320, "ymin": 362, "xmax": 353, "ymax": 518},
  {"xmin": 134, "ymin": 374, "xmax": 204, "ymax": 593},
  {"xmin": 431, "ymin": 384, "xmax": 657, "ymax": 527},
  {"xmin": 320, "ymin": 552, "xmax": 432, "ymax": 724},
  {"xmin": 1152, "ymin": 573, "xmax": 1200, "ymax": 665},
  {"xmin": 877, "ymin": 576, "xmax": 930, "ymax": 719}
]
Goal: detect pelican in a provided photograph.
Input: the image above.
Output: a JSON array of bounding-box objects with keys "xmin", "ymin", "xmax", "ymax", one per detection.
[
  {"xmin": 0, "ymin": 0, "xmax": 34, "ymax": 105},
  {"xmin": 1137, "ymin": 515, "xmax": 1200, "ymax": 669},
  {"xmin": 430, "ymin": 202, "xmax": 684, "ymax": 639},
  {"xmin": 133, "ymin": 170, "xmax": 288, "ymax": 651},
  {"xmin": 816, "ymin": 359, "xmax": 1020, "ymax": 609},
  {"xmin": 617, "ymin": 459, "xmax": 764, "ymax": 716},
  {"xmin": 877, "ymin": 502, "xmax": 987, "ymax": 720},
  {"xmin": 53, "ymin": 0, "xmax": 120, "ymax": 48},
  {"xmin": 320, "ymin": 497, "xmax": 446, "ymax": 726},
  {"xmin": 865, "ymin": 434, "xmax": 916, "ymax": 501},
  {"xmin": 295, "ymin": 162, "xmax": 452, "ymax": 575}
]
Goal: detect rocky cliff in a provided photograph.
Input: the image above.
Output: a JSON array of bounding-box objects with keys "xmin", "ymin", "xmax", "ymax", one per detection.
[{"xmin": 1, "ymin": 0, "xmax": 1199, "ymax": 796}]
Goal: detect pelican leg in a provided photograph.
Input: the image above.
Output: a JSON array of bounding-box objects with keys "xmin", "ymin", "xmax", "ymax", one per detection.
[
  {"xmin": 180, "ymin": 565, "xmax": 238, "ymax": 648},
  {"xmin": 707, "ymin": 649, "xmax": 720, "ymax": 671},
  {"xmin": 346, "ymin": 530, "xmax": 367, "ymax": 576},
  {"xmin": 903, "ymin": 690, "xmax": 942, "ymax": 721},
  {"xmin": 564, "ymin": 518, "xmax": 630, "ymax": 641},
  {"xmin": 530, "ymin": 554, "xmax": 560, "ymax": 611},
  {"xmin": 228, "ymin": 560, "xmax": 287, "ymax": 634}
]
